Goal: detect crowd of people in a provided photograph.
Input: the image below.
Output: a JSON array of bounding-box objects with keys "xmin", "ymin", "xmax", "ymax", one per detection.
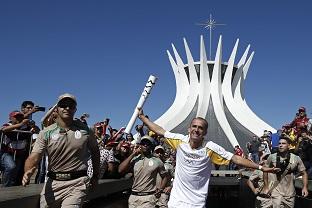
[
  {"xmin": 0, "ymin": 95, "xmax": 311, "ymax": 208},
  {"xmin": 245, "ymin": 107, "xmax": 311, "ymax": 208},
  {"xmin": 244, "ymin": 107, "xmax": 312, "ymax": 179}
]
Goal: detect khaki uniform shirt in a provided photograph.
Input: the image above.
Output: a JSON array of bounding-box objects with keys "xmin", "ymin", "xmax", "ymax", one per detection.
[
  {"xmin": 267, "ymin": 153, "xmax": 306, "ymax": 197},
  {"xmin": 32, "ymin": 120, "xmax": 97, "ymax": 172},
  {"xmin": 131, "ymin": 155, "xmax": 167, "ymax": 192}
]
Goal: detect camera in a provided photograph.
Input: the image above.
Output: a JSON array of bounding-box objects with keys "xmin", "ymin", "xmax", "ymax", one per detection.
[{"xmin": 37, "ymin": 106, "xmax": 46, "ymax": 112}]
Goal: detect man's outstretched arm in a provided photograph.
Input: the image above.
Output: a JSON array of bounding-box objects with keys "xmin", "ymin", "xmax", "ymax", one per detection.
[
  {"xmin": 231, "ymin": 155, "xmax": 280, "ymax": 173},
  {"xmin": 137, "ymin": 108, "xmax": 166, "ymax": 136}
]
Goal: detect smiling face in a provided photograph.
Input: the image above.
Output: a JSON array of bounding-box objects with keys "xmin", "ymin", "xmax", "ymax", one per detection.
[
  {"xmin": 188, "ymin": 118, "xmax": 208, "ymax": 147},
  {"xmin": 56, "ymin": 98, "xmax": 77, "ymax": 120}
]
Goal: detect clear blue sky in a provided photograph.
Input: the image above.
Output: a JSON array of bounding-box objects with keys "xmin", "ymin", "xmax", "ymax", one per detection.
[{"xmin": 1, "ymin": 0, "xmax": 311, "ymax": 133}]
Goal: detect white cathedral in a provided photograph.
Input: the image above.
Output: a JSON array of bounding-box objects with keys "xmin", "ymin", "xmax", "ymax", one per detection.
[{"xmin": 154, "ymin": 35, "xmax": 276, "ymax": 151}]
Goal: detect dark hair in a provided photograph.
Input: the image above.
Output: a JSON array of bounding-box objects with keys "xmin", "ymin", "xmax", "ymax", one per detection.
[
  {"xmin": 279, "ymin": 136, "xmax": 290, "ymax": 144},
  {"xmin": 21, "ymin": 101, "xmax": 34, "ymax": 108}
]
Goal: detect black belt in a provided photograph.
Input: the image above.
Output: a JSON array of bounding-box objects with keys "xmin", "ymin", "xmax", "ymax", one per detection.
[
  {"xmin": 47, "ymin": 170, "xmax": 87, "ymax": 181},
  {"xmin": 257, "ymin": 193, "xmax": 271, "ymax": 198},
  {"xmin": 131, "ymin": 191, "xmax": 156, "ymax": 196}
]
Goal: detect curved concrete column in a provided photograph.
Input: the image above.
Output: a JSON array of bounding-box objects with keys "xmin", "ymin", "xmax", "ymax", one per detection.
[
  {"xmin": 155, "ymin": 50, "xmax": 183, "ymax": 127},
  {"xmin": 210, "ymin": 36, "xmax": 239, "ymax": 147},
  {"xmin": 155, "ymin": 44, "xmax": 190, "ymax": 129},
  {"xmin": 162, "ymin": 39, "xmax": 199, "ymax": 131},
  {"xmin": 223, "ymin": 40, "xmax": 267, "ymax": 136},
  {"xmin": 197, "ymin": 35, "xmax": 211, "ymax": 118},
  {"xmin": 234, "ymin": 53, "xmax": 276, "ymax": 134}
]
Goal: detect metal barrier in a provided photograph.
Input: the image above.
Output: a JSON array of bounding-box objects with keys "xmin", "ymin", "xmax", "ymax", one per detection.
[{"xmin": 0, "ymin": 129, "xmax": 34, "ymax": 161}]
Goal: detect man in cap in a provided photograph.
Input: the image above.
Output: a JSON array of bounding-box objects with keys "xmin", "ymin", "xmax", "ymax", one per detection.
[
  {"xmin": 22, "ymin": 93, "xmax": 100, "ymax": 208},
  {"xmin": 290, "ymin": 107, "xmax": 309, "ymax": 137},
  {"xmin": 154, "ymin": 145, "xmax": 174, "ymax": 208},
  {"xmin": 119, "ymin": 135, "xmax": 170, "ymax": 208},
  {"xmin": 137, "ymin": 108, "xmax": 279, "ymax": 208},
  {"xmin": 0, "ymin": 110, "xmax": 31, "ymax": 187}
]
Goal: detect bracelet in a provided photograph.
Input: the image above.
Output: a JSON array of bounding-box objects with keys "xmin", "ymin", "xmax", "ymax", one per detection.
[{"xmin": 258, "ymin": 165, "xmax": 263, "ymax": 171}]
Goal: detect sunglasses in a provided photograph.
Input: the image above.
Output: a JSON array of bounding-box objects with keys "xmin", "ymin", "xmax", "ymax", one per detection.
[
  {"xmin": 140, "ymin": 140, "xmax": 153, "ymax": 146},
  {"xmin": 155, "ymin": 150, "xmax": 164, "ymax": 154},
  {"xmin": 58, "ymin": 102, "xmax": 76, "ymax": 109}
]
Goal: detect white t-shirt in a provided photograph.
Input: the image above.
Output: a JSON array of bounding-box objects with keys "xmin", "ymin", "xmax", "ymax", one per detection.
[{"xmin": 164, "ymin": 131, "xmax": 233, "ymax": 208}]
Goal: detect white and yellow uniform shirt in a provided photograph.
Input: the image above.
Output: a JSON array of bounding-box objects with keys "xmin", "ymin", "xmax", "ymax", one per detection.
[{"xmin": 164, "ymin": 131, "xmax": 233, "ymax": 208}]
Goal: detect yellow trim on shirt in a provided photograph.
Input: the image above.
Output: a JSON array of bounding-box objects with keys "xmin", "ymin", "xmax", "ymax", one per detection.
[
  {"xmin": 207, "ymin": 149, "xmax": 231, "ymax": 165},
  {"xmin": 164, "ymin": 138, "xmax": 183, "ymax": 150}
]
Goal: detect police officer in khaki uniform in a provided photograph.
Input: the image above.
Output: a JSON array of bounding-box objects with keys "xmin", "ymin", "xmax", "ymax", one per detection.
[
  {"xmin": 154, "ymin": 145, "xmax": 174, "ymax": 208},
  {"xmin": 22, "ymin": 93, "xmax": 100, "ymax": 208},
  {"xmin": 119, "ymin": 135, "xmax": 170, "ymax": 208}
]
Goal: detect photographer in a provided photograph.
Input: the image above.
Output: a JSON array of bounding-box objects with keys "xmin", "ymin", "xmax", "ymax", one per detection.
[{"xmin": 21, "ymin": 100, "xmax": 45, "ymax": 120}]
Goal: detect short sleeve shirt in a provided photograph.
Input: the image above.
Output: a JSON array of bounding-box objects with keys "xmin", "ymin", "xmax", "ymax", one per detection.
[
  {"xmin": 32, "ymin": 121, "xmax": 96, "ymax": 172},
  {"xmin": 164, "ymin": 131, "xmax": 233, "ymax": 207},
  {"xmin": 266, "ymin": 153, "xmax": 306, "ymax": 197},
  {"xmin": 131, "ymin": 155, "xmax": 167, "ymax": 192}
]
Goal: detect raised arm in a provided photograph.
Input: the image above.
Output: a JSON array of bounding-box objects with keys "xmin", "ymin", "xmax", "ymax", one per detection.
[
  {"xmin": 1, "ymin": 119, "xmax": 30, "ymax": 132},
  {"xmin": 118, "ymin": 145, "xmax": 142, "ymax": 176},
  {"xmin": 137, "ymin": 108, "xmax": 166, "ymax": 137}
]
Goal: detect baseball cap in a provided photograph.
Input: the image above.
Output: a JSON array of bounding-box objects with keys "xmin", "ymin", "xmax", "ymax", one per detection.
[
  {"xmin": 140, "ymin": 135, "xmax": 154, "ymax": 144},
  {"xmin": 298, "ymin": 107, "xmax": 306, "ymax": 112},
  {"xmin": 57, "ymin": 93, "xmax": 77, "ymax": 105},
  {"xmin": 9, "ymin": 111, "xmax": 24, "ymax": 118},
  {"xmin": 154, "ymin": 145, "xmax": 165, "ymax": 152}
]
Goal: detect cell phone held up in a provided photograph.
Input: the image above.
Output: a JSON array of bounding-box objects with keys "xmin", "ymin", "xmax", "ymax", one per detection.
[{"xmin": 37, "ymin": 106, "xmax": 46, "ymax": 112}]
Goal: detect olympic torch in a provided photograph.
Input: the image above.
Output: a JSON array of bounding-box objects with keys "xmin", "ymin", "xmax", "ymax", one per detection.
[{"xmin": 124, "ymin": 75, "xmax": 157, "ymax": 134}]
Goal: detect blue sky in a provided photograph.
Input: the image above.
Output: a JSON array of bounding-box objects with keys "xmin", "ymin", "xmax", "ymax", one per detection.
[{"xmin": 1, "ymin": 0, "xmax": 311, "ymax": 133}]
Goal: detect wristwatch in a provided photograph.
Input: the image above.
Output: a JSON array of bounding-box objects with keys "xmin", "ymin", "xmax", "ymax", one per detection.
[{"xmin": 258, "ymin": 165, "xmax": 263, "ymax": 171}]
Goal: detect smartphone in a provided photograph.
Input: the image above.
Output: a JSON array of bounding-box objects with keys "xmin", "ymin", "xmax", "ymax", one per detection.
[{"xmin": 37, "ymin": 107, "xmax": 46, "ymax": 112}]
